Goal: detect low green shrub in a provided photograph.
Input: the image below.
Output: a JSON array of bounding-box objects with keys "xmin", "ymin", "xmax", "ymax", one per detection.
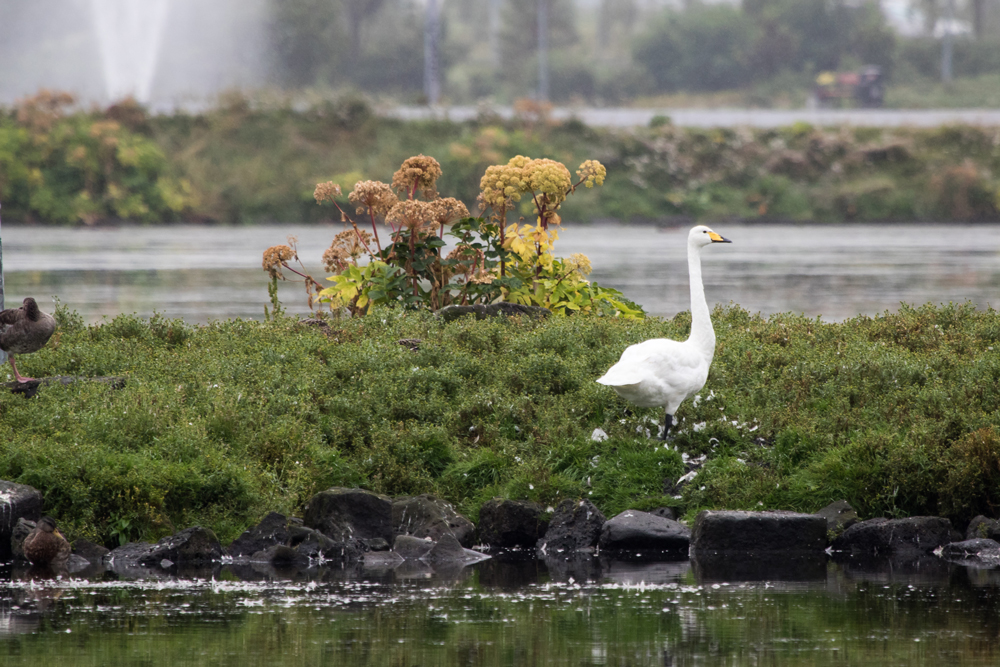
[{"xmin": 0, "ymin": 302, "xmax": 997, "ymax": 544}]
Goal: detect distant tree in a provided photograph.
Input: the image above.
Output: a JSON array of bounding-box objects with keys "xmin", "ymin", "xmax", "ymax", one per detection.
[
  {"xmin": 597, "ymin": 0, "xmax": 639, "ymax": 57},
  {"xmin": 269, "ymin": 0, "xmax": 346, "ymax": 87},
  {"xmin": 351, "ymin": 1, "xmax": 428, "ymax": 94},
  {"xmin": 342, "ymin": 0, "xmax": 389, "ymax": 65},
  {"xmin": 634, "ymin": 0, "xmax": 895, "ymax": 94},
  {"xmin": 500, "ymin": 0, "xmax": 577, "ymax": 80},
  {"xmin": 632, "ymin": 4, "xmax": 755, "ymax": 92}
]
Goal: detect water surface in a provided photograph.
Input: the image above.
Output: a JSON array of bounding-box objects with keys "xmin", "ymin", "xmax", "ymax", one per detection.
[
  {"xmin": 1, "ymin": 222, "xmax": 997, "ymax": 323},
  {"xmin": 2, "ymin": 555, "xmax": 1000, "ymax": 666}
]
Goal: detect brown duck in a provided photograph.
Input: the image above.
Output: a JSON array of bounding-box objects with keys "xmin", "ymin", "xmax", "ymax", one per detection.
[
  {"xmin": 23, "ymin": 516, "xmax": 71, "ymax": 567},
  {"xmin": 0, "ymin": 297, "xmax": 56, "ymax": 383}
]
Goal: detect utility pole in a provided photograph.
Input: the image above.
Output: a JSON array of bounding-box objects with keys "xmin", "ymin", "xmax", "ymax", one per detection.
[
  {"xmin": 424, "ymin": 0, "xmax": 441, "ymax": 105},
  {"xmin": 942, "ymin": 0, "xmax": 955, "ymax": 83},
  {"xmin": 488, "ymin": 0, "xmax": 501, "ymax": 68},
  {"xmin": 537, "ymin": 0, "xmax": 549, "ymax": 101}
]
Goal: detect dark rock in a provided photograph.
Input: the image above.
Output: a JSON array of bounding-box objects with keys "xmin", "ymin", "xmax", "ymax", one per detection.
[
  {"xmin": 66, "ymin": 554, "xmax": 95, "ymax": 574},
  {"xmin": 0, "ymin": 480, "xmax": 43, "ymax": 561},
  {"xmin": 393, "ymin": 534, "xmax": 435, "ymax": 560},
  {"xmin": 365, "ymin": 537, "xmax": 390, "ymax": 551},
  {"xmin": 478, "ymin": 498, "xmax": 549, "ymax": 549},
  {"xmin": 815, "ymin": 500, "xmax": 858, "ymax": 535},
  {"xmin": 304, "ymin": 487, "xmax": 392, "ymax": 544},
  {"xmin": 363, "ymin": 550, "xmax": 405, "ymax": 570},
  {"xmin": 424, "ymin": 533, "xmax": 490, "ymax": 567},
  {"xmin": 393, "ymin": 494, "xmax": 475, "ymax": 547},
  {"xmin": 599, "ymin": 510, "xmax": 691, "ymax": 552},
  {"xmin": 252, "ymin": 544, "xmax": 298, "ymax": 565},
  {"xmin": 831, "ymin": 516, "xmax": 955, "ymax": 555},
  {"xmin": 10, "ymin": 517, "xmax": 36, "ymax": 562},
  {"xmin": 136, "ymin": 526, "xmax": 223, "ymax": 566},
  {"xmin": 940, "ymin": 538, "xmax": 1000, "ymax": 559},
  {"xmin": 228, "ymin": 512, "xmax": 302, "ymax": 558},
  {"xmin": 6, "ymin": 375, "xmax": 126, "ymax": 399},
  {"xmin": 287, "ymin": 525, "xmax": 362, "ymax": 563},
  {"xmin": 537, "ymin": 499, "xmax": 605, "ymax": 556},
  {"xmin": 298, "ymin": 318, "xmax": 330, "ymax": 330},
  {"xmin": 649, "ymin": 507, "xmax": 677, "ymax": 521},
  {"xmin": 72, "ymin": 538, "xmax": 110, "ymax": 563},
  {"xmin": 397, "ymin": 338, "xmax": 421, "ymax": 351},
  {"xmin": 965, "ymin": 515, "xmax": 1000, "ymax": 541},
  {"xmin": 437, "ymin": 303, "xmax": 550, "ymax": 323},
  {"xmin": 424, "ymin": 533, "xmax": 469, "ymax": 562},
  {"xmin": 691, "ymin": 510, "xmax": 827, "ymax": 554},
  {"xmin": 105, "ymin": 541, "xmax": 156, "ymax": 565}
]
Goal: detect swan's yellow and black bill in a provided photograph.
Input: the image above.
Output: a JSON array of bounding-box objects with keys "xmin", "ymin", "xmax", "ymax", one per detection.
[{"xmin": 708, "ymin": 231, "xmax": 732, "ymax": 243}]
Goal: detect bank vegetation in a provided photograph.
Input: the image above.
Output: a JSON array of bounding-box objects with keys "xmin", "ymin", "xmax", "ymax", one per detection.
[
  {"xmin": 1, "ymin": 92, "xmax": 999, "ymax": 226},
  {"xmin": 0, "ymin": 302, "xmax": 997, "ymax": 547}
]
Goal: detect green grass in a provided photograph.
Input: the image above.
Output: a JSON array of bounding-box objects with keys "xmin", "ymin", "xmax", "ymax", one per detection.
[{"xmin": 1, "ymin": 302, "xmax": 998, "ymax": 546}]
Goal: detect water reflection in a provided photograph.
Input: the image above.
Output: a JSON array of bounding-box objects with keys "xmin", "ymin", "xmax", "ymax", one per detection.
[
  {"xmin": 2, "ymin": 223, "xmax": 997, "ymax": 323},
  {"xmin": 3, "ymin": 556, "xmax": 1000, "ymax": 665}
]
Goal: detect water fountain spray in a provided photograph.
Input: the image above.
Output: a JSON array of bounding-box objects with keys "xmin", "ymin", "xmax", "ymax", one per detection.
[{"xmin": 89, "ymin": 0, "xmax": 172, "ymax": 103}]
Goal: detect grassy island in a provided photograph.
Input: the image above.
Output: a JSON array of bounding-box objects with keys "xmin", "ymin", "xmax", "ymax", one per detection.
[{"xmin": 1, "ymin": 302, "xmax": 997, "ymax": 547}]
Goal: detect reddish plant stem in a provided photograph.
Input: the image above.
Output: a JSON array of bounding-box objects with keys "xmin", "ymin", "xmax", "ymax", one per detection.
[
  {"xmin": 280, "ymin": 262, "xmax": 324, "ymax": 292},
  {"xmin": 331, "ymin": 202, "xmax": 374, "ymax": 256},
  {"xmin": 368, "ymin": 209, "xmax": 383, "ymax": 255}
]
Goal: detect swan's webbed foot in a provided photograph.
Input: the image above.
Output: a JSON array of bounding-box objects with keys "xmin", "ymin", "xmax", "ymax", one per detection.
[{"xmin": 658, "ymin": 413, "xmax": 674, "ymax": 441}]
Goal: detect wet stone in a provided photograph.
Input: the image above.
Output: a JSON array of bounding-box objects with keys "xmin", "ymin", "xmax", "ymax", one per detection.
[
  {"xmin": 831, "ymin": 516, "xmax": 957, "ymax": 555},
  {"xmin": 599, "ymin": 510, "xmax": 691, "ymax": 553},
  {"xmin": 815, "ymin": 500, "xmax": 858, "ymax": 535},
  {"xmin": 965, "ymin": 515, "xmax": 1000, "ymax": 541},
  {"xmin": 940, "ymin": 538, "xmax": 1000, "ymax": 561},
  {"xmin": 304, "ymin": 487, "xmax": 393, "ymax": 544},
  {"xmin": 0, "ymin": 480, "xmax": 43, "ymax": 561},
  {"xmin": 228, "ymin": 512, "xmax": 302, "ymax": 558},
  {"xmin": 538, "ymin": 499, "xmax": 605, "ymax": 557},
  {"xmin": 478, "ymin": 498, "xmax": 549, "ymax": 549},
  {"xmin": 692, "ymin": 510, "xmax": 827, "ymax": 554},
  {"xmin": 393, "ymin": 494, "xmax": 475, "ymax": 548}
]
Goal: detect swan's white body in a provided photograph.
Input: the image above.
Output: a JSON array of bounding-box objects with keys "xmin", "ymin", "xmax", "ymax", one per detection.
[{"xmin": 597, "ymin": 225, "xmax": 730, "ymax": 437}]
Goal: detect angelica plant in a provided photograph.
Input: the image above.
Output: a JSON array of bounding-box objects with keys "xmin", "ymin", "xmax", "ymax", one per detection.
[{"xmin": 263, "ymin": 153, "xmax": 639, "ymax": 318}]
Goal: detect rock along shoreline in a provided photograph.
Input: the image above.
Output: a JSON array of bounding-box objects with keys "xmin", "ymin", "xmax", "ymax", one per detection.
[{"xmin": 6, "ymin": 480, "xmax": 1000, "ymax": 581}]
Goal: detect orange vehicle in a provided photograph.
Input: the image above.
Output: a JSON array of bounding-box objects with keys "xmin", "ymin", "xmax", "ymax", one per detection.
[{"xmin": 815, "ymin": 66, "xmax": 884, "ymax": 108}]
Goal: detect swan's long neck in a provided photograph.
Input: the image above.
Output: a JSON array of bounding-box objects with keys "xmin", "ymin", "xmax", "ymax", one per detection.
[{"xmin": 686, "ymin": 240, "xmax": 715, "ymax": 359}]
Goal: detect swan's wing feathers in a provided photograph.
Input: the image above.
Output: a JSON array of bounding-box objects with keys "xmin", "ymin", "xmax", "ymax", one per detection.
[
  {"xmin": 597, "ymin": 339, "xmax": 694, "ymax": 386},
  {"xmin": 596, "ymin": 363, "xmax": 643, "ymax": 387},
  {"xmin": 597, "ymin": 338, "xmax": 710, "ymax": 410}
]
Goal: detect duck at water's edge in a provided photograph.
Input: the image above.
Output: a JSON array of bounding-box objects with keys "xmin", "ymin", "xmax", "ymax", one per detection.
[
  {"xmin": 597, "ymin": 225, "xmax": 731, "ymax": 440},
  {"xmin": 23, "ymin": 516, "xmax": 72, "ymax": 568},
  {"xmin": 0, "ymin": 297, "xmax": 56, "ymax": 383}
]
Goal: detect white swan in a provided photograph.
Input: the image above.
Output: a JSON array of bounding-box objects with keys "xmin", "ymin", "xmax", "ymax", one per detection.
[{"xmin": 597, "ymin": 225, "xmax": 731, "ymax": 439}]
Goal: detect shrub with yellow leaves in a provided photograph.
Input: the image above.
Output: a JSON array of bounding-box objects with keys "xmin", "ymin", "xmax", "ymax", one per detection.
[{"xmin": 263, "ymin": 154, "xmax": 643, "ymax": 319}]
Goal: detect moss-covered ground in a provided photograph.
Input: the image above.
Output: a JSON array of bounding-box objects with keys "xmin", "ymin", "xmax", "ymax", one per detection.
[{"xmin": 1, "ymin": 302, "xmax": 997, "ymax": 547}]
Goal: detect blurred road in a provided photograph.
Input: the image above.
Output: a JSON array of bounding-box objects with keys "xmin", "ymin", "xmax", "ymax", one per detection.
[{"xmin": 387, "ymin": 106, "xmax": 1000, "ymax": 128}]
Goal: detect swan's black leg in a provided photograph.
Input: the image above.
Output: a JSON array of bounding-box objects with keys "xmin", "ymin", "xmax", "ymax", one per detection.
[{"xmin": 659, "ymin": 412, "xmax": 674, "ymax": 441}]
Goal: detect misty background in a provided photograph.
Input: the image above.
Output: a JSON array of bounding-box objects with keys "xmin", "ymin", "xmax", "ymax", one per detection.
[{"xmin": 0, "ymin": 0, "xmax": 998, "ymax": 108}]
